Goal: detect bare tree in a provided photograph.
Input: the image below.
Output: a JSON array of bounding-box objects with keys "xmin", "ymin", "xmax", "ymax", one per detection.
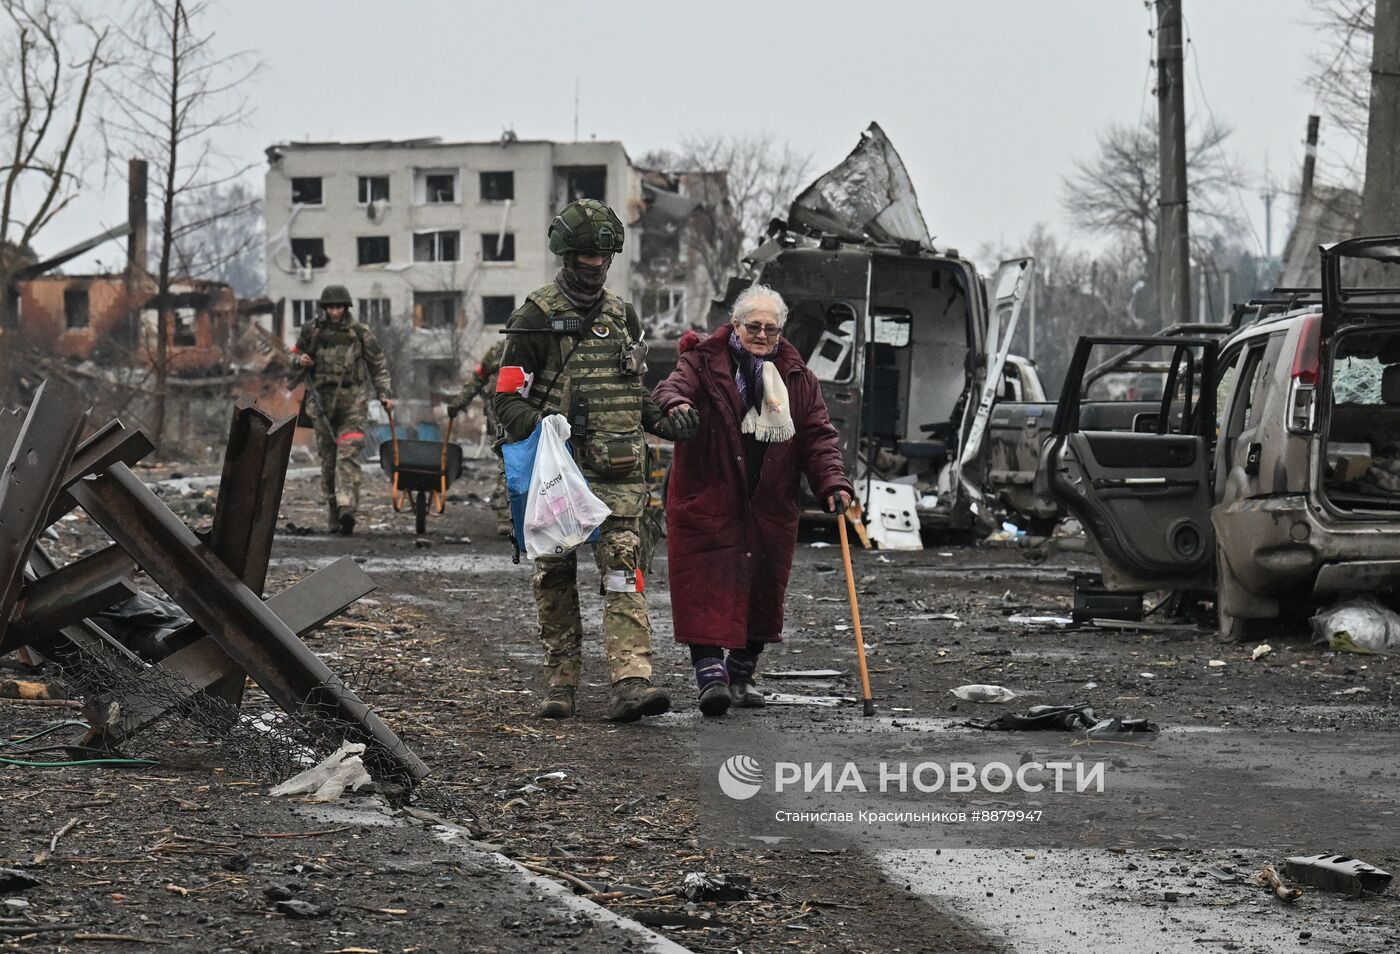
[
  {"xmin": 666, "ymin": 134, "xmax": 812, "ymax": 299},
  {"xmin": 1061, "ymin": 120, "xmax": 1244, "ymax": 320},
  {"xmin": 100, "ymin": 0, "xmax": 255, "ymax": 444},
  {"xmin": 0, "ymin": 0, "xmax": 110, "ymax": 402},
  {"xmin": 1306, "ymin": 0, "xmax": 1375, "ymax": 180},
  {"xmin": 170, "ymin": 177, "xmax": 263, "ymax": 296}
]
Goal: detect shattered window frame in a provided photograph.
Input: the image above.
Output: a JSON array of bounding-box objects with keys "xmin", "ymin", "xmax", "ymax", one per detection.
[
  {"xmin": 63, "ymin": 287, "xmax": 90, "ymax": 329},
  {"xmin": 414, "ymin": 291, "xmax": 461, "ymax": 329},
  {"xmin": 481, "ymin": 232, "xmax": 516, "ymax": 263},
  {"xmin": 357, "ymin": 175, "xmax": 390, "ymax": 205},
  {"xmin": 480, "ymin": 171, "xmax": 514, "ymax": 202},
  {"xmin": 290, "ymin": 237, "xmax": 328, "ymax": 270},
  {"xmin": 356, "ymin": 236, "xmax": 391, "ymax": 266},
  {"xmin": 412, "ymin": 230, "xmax": 460, "ymax": 263},
  {"xmin": 290, "ymin": 177, "xmax": 323, "ymax": 206},
  {"xmin": 482, "ymin": 295, "xmax": 515, "ymax": 325},
  {"xmin": 415, "ymin": 168, "xmax": 458, "ymax": 205}
]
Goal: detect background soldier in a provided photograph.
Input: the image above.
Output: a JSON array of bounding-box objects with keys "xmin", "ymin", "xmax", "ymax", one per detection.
[
  {"xmin": 447, "ymin": 338, "xmax": 511, "ymax": 536},
  {"xmin": 495, "ymin": 199, "xmax": 692, "ymax": 723},
  {"xmin": 291, "ymin": 284, "xmax": 395, "ymax": 535}
]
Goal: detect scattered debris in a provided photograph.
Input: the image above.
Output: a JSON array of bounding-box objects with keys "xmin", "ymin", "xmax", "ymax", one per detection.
[
  {"xmin": 682, "ymin": 872, "xmax": 753, "ymax": 903},
  {"xmin": 1311, "ymin": 597, "xmax": 1400, "ymax": 654},
  {"xmin": 1008, "ymin": 614, "xmax": 1072, "ymax": 626},
  {"xmin": 1257, "ymin": 864, "xmax": 1303, "ymax": 903},
  {"xmin": 0, "ymin": 869, "xmax": 41, "ymax": 894},
  {"xmin": 1206, "ymin": 866, "xmax": 1241, "ymax": 883},
  {"xmin": 766, "ymin": 694, "xmax": 852, "ymax": 707},
  {"xmin": 268, "ymin": 741, "xmax": 372, "ymax": 802},
  {"xmin": 765, "ymin": 670, "xmax": 844, "ymax": 679},
  {"xmin": 275, "ymin": 899, "xmax": 334, "ymax": 918},
  {"xmin": 1283, "ymin": 854, "xmax": 1392, "ymax": 896},
  {"xmin": 965, "ymin": 703, "xmax": 1158, "ymax": 735},
  {"xmin": 1252, "ymin": 644, "xmax": 1273, "ymax": 661},
  {"xmin": 1208, "ymin": 659, "xmax": 1227, "ymax": 668},
  {"xmin": 951, "ymin": 684, "xmax": 1018, "ymax": 704}
]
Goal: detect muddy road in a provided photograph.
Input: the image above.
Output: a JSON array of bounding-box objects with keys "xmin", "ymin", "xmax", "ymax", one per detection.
[{"xmin": 5, "ymin": 457, "xmax": 1400, "ymax": 952}]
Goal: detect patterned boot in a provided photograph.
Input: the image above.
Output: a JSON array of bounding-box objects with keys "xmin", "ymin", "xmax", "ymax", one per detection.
[
  {"xmin": 694, "ymin": 658, "xmax": 731, "ymax": 718},
  {"xmin": 727, "ymin": 651, "xmax": 766, "ymax": 709}
]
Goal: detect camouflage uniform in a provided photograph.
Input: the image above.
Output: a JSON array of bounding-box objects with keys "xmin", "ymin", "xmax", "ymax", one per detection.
[
  {"xmin": 495, "ymin": 284, "xmax": 667, "ymax": 689},
  {"xmin": 291, "ymin": 307, "xmax": 394, "ymax": 527},
  {"xmin": 449, "ymin": 339, "xmax": 509, "ymax": 533}
]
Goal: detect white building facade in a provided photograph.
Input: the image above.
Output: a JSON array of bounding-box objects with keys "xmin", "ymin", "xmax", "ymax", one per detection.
[{"xmin": 263, "ymin": 136, "xmax": 642, "ymax": 399}]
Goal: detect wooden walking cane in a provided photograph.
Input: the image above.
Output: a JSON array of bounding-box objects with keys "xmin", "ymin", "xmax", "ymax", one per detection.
[{"xmin": 837, "ymin": 504, "xmax": 876, "ymax": 717}]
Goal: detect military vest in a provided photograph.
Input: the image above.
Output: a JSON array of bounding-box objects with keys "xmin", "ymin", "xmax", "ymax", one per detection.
[
  {"xmin": 526, "ymin": 284, "xmax": 645, "ymax": 484},
  {"xmin": 308, "ymin": 320, "xmax": 368, "ymax": 391}
]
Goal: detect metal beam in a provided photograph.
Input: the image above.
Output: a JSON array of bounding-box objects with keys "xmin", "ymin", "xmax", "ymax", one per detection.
[
  {"xmin": 45, "ymin": 420, "xmax": 155, "ymax": 526},
  {"xmin": 5, "ymin": 544, "xmax": 136, "ymax": 651},
  {"xmin": 0, "ymin": 382, "xmax": 88, "ymax": 649},
  {"xmin": 70, "ymin": 464, "xmax": 427, "ymax": 784},
  {"xmin": 114, "ymin": 557, "xmax": 376, "ymax": 736}
]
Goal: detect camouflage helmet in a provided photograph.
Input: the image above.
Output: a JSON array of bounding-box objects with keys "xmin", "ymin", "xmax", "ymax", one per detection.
[
  {"xmin": 548, "ymin": 199, "xmax": 624, "ymax": 256},
  {"xmin": 318, "ymin": 284, "xmax": 353, "ymax": 308}
]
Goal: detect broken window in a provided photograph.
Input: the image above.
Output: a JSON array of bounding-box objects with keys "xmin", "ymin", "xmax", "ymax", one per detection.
[
  {"xmin": 556, "ymin": 165, "xmax": 607, "ymax": 204},
  {"xmin": 63, "ymin": 288, "xmax": 89, "ymax": 329},
  {"xmin": 480, "ymin": 171, "xmax": 514, "ymax": 201},
  {"xmin": 425, "ymin": 360, "xmax": 455, "ymax": 395},
  {"xmin": 358, "ymin": 298, "xmax": 392, "ymax": 325},
  {"xmin": 291, "ymin": 177, "xmax": 323, "ymax": 205},
  {"xmin": 357, "ymin": 176, "xmax": 390, "ymax": 204},
  {"xmin": 640, "ymin": 288, "xmax": 684, "ymax": 321},
  {"xmin": 786, "ymin": 301, "xmax": 856, "ymax": 383},
  {"xmin": 291, "ymin": 299, "xmax": 317, "ymax": 328},
  {"xmin": 482, "ymin": 295, "xmax": 515, "ymax": 325},
  {"xmin": 415, "ymin": 169, "xmax": 458, "ymax": 204},
  {"xmin": 173, "ymin": 308, "xmax": 197, "ymax": 347},
  {"xmin": 290, "ymin": 238, "xmax": 328, "ymax": 269},
  {"xmin": 414, "ymin": 291, "xmax": 461, "ymax": 329},
  {"xmin": 413, "ymin": 230, "xmax": 459, "ymax": 263},
  {"xmin": 357, "ymin": 236, "xmax": 390, "ymax": 266},
  {"xmin": 482, "ymin": 233, "xmax": 515, "ymax": 262}
]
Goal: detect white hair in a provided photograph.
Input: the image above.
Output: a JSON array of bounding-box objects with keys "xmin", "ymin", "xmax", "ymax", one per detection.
[{"xmin": 731, "ymin": 283, "xmax": 788, "ymax": 324}]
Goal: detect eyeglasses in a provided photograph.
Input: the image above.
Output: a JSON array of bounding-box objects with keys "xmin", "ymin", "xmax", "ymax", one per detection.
[{"xmin": 740, "ymin": 321, "xmax": 782, "ymax": 338}]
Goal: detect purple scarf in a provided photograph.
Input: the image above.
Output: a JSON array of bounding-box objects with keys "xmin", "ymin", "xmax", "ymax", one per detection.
[{"xmin": 728, "ymin": 329, "xmax": 766, "ymax": 412}]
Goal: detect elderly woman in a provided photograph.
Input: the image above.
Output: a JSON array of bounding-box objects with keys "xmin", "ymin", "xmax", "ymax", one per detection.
[{"xmin": 653, "ymin": 285, "xmax": 853, "ymax": 716}]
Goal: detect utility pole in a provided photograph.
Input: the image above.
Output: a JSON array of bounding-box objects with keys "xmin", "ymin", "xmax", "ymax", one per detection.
[
  {"xmin": 1156, "ymin": 0, "xmax": 1191, "ymax": 329},
  {"xmin": 1260, "ymin": 157, "xmax": 1277, "ymax": 259},
  {"xmin": 1357, "ymin": 0, "xmax": 1400, "ymax": 249}
]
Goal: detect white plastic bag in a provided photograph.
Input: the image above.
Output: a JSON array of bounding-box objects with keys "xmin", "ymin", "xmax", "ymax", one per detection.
[
  {"xmin": 523, "ymin": 415, "xmax": 612, "ymax": 559},
  {"xmin": 1310, "ymin": 597, "xmax": 1400, "ymax": 654}
]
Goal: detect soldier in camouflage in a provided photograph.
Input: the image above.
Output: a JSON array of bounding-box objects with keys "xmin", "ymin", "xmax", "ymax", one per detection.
[
  {"xmin": 291, "ymin": 285, "xmax": 395, "ymax": 535},
  {"xmin": 495, "ymin": 199, "xmax": 694, "ymax": 722},
  {"xmin": 447, "ymin": 338, "xmax": 510, "ymax": 536}
]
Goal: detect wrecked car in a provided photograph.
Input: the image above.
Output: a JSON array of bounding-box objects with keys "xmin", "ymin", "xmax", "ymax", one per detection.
[
  {"xmin": 1042, "ymin": 235, "xmax": 1400, "ymax": 636},
  {"xmin": 713, "ymin": 123, "xmax": 1040, "ymax": 535}
]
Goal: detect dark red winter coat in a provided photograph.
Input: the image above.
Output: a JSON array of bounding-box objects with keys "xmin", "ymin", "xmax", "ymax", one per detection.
[{"xmin": 653, "ymin": 326, "xmax": 852, "ymax": 649}]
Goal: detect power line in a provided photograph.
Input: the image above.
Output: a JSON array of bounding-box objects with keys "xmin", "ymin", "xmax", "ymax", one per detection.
[{"xmin": 1180, "ymin": 10, "xmax": 1267, "ymax": 257}]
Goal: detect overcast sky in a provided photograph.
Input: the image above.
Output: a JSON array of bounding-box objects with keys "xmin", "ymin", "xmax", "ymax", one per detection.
[{"xmin": 47, "ymin": 0, "xmax": 1346, "ymax": 273}]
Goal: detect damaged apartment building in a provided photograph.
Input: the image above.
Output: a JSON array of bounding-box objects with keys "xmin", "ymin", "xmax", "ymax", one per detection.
[{"xmin": 262, "ymin": 135, "xmax": 724, "ymax": 407}]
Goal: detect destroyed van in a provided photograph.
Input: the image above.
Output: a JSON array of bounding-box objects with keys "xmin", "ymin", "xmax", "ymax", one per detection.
[
  {"xmin": 1042, "ymin": 236, "xmax": 1400, "ymax": 636},
  {"xmin": 711, "ymin": 123, "xmax": 1040, "ymax": 536}
]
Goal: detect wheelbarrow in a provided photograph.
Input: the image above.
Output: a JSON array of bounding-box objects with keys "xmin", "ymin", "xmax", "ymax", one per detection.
[{"xmin": 379, "ymin": 411, "xmax": 463, "ymax": 535}]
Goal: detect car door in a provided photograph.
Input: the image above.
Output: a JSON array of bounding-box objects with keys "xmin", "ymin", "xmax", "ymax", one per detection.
[{"xmin": 1046, "ymin": 335, "xmax": 1219, "ymax": 591}]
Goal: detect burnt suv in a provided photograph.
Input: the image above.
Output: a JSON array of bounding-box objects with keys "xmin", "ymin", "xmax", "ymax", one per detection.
[{"xmin": 1043, "ymin": 236, "xmax": 1400, "ymax": 636}]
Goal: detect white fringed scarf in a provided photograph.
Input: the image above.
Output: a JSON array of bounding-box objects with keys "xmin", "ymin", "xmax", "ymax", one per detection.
[{"xmin": 740, "ymin": 361, "xmax": 794, "ymax": 443}]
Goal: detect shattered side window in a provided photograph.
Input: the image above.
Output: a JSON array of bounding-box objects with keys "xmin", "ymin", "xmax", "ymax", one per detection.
[{"xmin": 1333, "ymin": 356, "xmax": 1385, "ymax": 405}]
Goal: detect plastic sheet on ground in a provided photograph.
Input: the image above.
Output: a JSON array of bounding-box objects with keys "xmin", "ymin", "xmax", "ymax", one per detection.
[
  {"xmin": 269, "ymin": 741, "xmax": 372, "ymax": 802},
  {"xmin": 1310, "ymin": 597, "xmax": 1400, "ymax": 654}
]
